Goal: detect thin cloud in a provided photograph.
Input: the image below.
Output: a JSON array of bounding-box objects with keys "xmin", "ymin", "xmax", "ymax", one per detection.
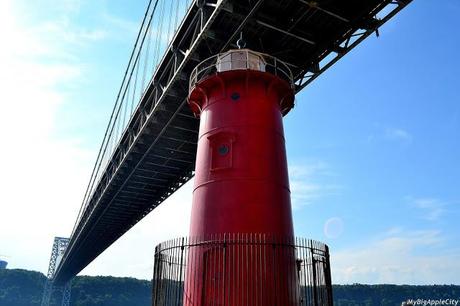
[
  {"xmin": 332, "ymin": 229, "xmax": 459, "ymax": 284},
  {"xmin": 32, "ymin": 18, "xmax": 108, "ymax": 49},
  {"xmin": 367, "ymin": 124, "xmax": 413, "ymax": 144},
  {"xmin": 101, "ymin": 11, "xmax": 139, "ymax": 39},
  {"xmin": 288, "ymin": 162, "xmax": 340, "ymax": 210},
  {"xmin": 411, "ymin": 197, "xmax": 446, "ymax": 221},
  {"xmin": 384, "ymin": 127, "xmax": 412, "ymax": 142}
]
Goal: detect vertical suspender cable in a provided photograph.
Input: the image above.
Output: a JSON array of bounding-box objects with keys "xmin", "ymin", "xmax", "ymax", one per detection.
[
  {"xmin": 131, "ymin": 55, "xmax": 141, "ymax": 115},
  {"xmin": 174, "ymin": 0, "xmax": 180, "ymax": 34},
  {"xmin": 153, "ymin": 0, "xmax": 166, "ymax": 73},
  {"xmin": 122, "ymin": 81, "xmax": 130, "ymax": 131},
  {"xmin": 167, "ymin": 0, "xmax": 174, "ymax": 44},
  {"xmin": 141, "ymin": 24, "xmax": 153, "ymax": 93}
]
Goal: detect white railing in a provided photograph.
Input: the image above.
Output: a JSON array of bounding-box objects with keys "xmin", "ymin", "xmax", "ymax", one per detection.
[{"xmin": 190, "ymin": 49, "xmax": 294, "ymax": 93}]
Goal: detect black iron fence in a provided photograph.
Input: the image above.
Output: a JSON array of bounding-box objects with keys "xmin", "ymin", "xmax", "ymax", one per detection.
[{"xmin": 152, "ymin": 234, "xmax": 333, "ymax": 306}]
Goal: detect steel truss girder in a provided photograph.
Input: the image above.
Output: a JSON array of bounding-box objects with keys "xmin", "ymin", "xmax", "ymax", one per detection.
[{"xmin": 294, "ymin": 0, "xmax": 412, "ymax": 92}]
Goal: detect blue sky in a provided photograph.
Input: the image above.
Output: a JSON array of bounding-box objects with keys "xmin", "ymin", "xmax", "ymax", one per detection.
[{"xmin": 0, "ymin": 0, "xmax": 458, "ymax": 285}]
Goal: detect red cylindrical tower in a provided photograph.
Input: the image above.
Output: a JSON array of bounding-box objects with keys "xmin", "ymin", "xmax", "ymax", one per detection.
[{"xmin": 184, "ymin": 49, "xmax": 297, "ymax": 305}]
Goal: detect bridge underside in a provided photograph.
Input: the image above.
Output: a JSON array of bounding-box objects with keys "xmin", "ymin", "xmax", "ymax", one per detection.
[{"xmin": 54, "ymin": 0, "xmax": 411, "ymax": 284}]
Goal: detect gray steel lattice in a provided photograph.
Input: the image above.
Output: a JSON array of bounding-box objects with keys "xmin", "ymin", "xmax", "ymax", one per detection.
[{"xmin": 41, "ymin": 237, "xmax": 71, "ymax": 306}]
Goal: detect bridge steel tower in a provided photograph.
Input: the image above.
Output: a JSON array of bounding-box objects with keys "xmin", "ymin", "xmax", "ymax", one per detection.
[{"xmin": 41, "ymin": 237, "xmax": 71, "ymax": 306}]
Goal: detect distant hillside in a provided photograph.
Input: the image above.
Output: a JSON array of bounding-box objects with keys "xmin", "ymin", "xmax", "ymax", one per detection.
[
  {"xmin": 0, "ymin": 269, "xmax": 458, "ymax": 305},
  {"xmin": 333, "ymin": 284, "xmax": 460, "ymax": 305},
  {"xmin": 0, "ymin": 269, "xmax": 151, "ymax": 306},
  {"xmin": 0, "ymin": 269, "xmax": 45, "ymax": 305}
]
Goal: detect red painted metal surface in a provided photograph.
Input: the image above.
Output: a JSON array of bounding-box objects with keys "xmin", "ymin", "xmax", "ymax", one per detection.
[{"xmin": 185, "ymin": 50, "xmax": 297, "ymax": 305}]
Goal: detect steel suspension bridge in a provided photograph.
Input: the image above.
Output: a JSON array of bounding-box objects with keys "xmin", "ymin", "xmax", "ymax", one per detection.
[{"xmin": 41, "ymin": 0, "xmax": 413, "ymax": 304}]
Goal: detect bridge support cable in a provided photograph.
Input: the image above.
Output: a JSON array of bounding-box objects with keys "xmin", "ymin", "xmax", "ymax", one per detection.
[
  {"xmin": 41, "ymin": 237, "xmax": 71, "ymax": 306},
  {"xmin": 72, "ymin": 0, "xmax": 193, "ymax": 236},
  {"xmin": 81, "ymin": 0, "xmax": 160, "ymax": 217},
  {"xmin": 70, "ymin": 0, "xmax": 157, "ymax": 238}
]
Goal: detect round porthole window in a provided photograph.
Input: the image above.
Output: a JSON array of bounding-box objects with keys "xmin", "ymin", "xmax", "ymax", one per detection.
[
  {"xmin": 231, "ymin": 92, "xmax": 240, "ymax": 101},
  {"xmin": 218, "ymin": 145, "xmax": 229, "ymax": 155}
]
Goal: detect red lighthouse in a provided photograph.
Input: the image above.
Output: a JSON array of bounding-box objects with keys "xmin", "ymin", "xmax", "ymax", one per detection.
[
  {"xmin": 152, "ymin": 49, "xmax": 333, "ymax": 306},
  {"xmin": 185, "ymin": 49, "xmax": 297, "ymax": 305},
  {"xmin": 188, "ymin": 49, "xmax": 295, "ymax": 239}
]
